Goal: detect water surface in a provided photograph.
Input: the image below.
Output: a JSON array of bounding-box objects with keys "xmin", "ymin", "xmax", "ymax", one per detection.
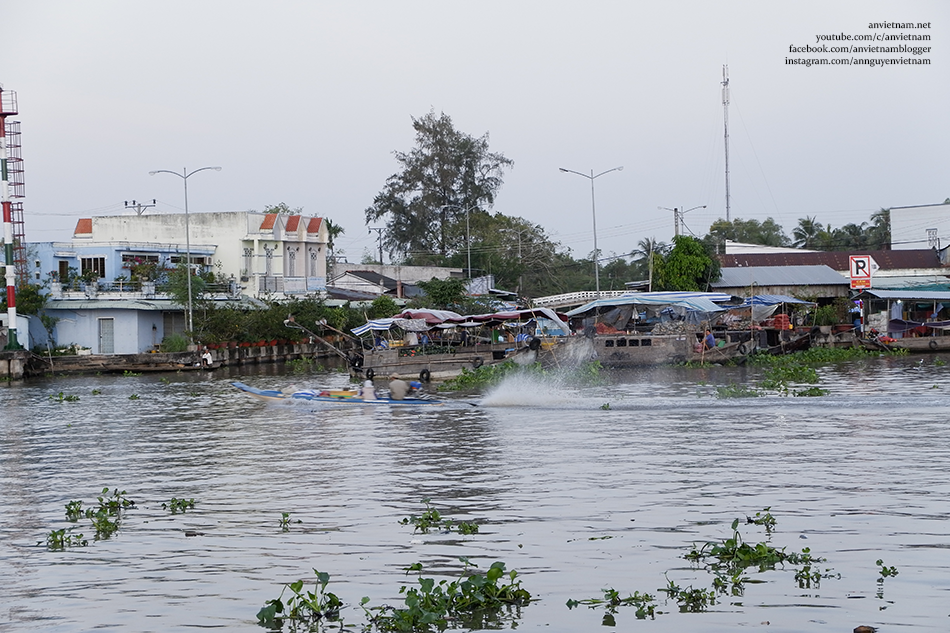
[{"xmin": 2, "ymin": 356, "xmax": 948, "ymax": 632}]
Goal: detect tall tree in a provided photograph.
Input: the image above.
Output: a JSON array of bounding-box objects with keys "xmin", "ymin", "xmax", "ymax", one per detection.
[
  {"xmin": 706, "ymin": 217, "xmax": 789, "ymax": 249},
  {"xmin": 653, "ymin": 236, "xmax": 721, "ymax": 292},
  {"xmin": 867, "ymin": 208, "xmax": 891, "ymax": 250},
  {"xmin": 364, "ymin": 111, "xmax": 514, "ymax": 259}
]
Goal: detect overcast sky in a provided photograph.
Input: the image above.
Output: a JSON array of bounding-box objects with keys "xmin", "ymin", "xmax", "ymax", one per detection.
[{"xmin": 5, "ymin": 0, "xmax": 948, "ymax": 264}]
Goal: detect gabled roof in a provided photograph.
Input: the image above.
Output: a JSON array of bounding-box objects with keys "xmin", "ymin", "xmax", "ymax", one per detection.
[
  {"xmin": 285, "ymin": 215, "xmax": 301, "ymax": 232},
  {"xmin": 346, "ymin": 270, "xmax": 396, "ymax": 289},
  {"xmin": 719, "ymin": 249, "xmax": 942, "ymax": 270},
  {"xmin": 307, "ymin": 217, "xmax": 322, "ymax": 233},
  {"xmin": 74, "ymin": 218, "xmax": 92, "ymax": 236},
  {"xmin": 260, "ymin": 214, "xmax": 277, "ymax": 230}
]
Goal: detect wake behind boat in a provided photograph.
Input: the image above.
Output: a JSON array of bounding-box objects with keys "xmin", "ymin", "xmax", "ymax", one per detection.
[{"xmin": 230, "ymin": 381, "xmax": 444, "ymax": 406}]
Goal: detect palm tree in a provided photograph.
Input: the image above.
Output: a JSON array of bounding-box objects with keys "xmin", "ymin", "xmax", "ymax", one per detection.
[{"xmin": 792, "ymin": 216, "xmax": 822, "ymax": 249}]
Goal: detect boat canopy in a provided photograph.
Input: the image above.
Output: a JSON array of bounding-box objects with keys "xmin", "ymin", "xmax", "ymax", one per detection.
[
  {"xmin": 566, "ymin": 291, "xmax": 732, "ymax": 318},
  {"xmin": 352, "ymin": 307, "xmax": 570, "ymax": 337},
  {"xmin": 738, "ymin": 294, "xmax": 815, "ymax": 308}
]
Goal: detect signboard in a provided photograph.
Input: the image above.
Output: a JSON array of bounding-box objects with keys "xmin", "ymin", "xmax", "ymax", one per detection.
[{"xmin": 849, "ymin": 255, "xmax": 879, "ymax": 290}]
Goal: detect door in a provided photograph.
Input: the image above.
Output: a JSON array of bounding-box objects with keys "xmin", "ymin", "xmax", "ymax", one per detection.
[{"xmin": 98, "ymin": 318, "xmax": 115, "ymax": 354}]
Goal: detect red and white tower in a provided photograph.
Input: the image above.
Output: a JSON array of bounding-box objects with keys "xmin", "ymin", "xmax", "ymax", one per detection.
[{"xmin": 1, "ymin": 85, "xmax": 24, "ymax": 350}]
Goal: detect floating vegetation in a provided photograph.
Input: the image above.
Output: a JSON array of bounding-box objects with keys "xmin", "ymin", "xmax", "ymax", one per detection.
[
  {"xmin": 746, "ymin": 507, "xmax": 776, "ymax": 534},
  {"xmin": 43, "ymin": 487, "xmax": 135, "ymax": 549},
  {"xmin": 122, "ymin": 370, "xmax": 142, "ymax": 377},
  {"xmin": 257, "ymin": 569, "xmax": 343, "ymax": 629},
  {"xmin": 46, "ymin": 528, "xmax": 87, "ymax": 550},
  {"xmin": 658, "ymin": 577, "xmax": 717, "ymax": 613},
  {"xmin": 793, "ymin": 386, "xmax": 829, "ymax": 397},
  {"xmin": 129, "ymin": 394, "xmax": 140, "ymax": 400},
  {"xmin": 363, "ymin": 561, "xmax": 531, "ymax": 632},
  {"xmin": 91, "ymin": 389, "xmax": 101, "ymax": 395},
  {"xmin": 162, "ymin": 498, "xmax": 195, "ymax": 513},
  {"xmin": 567, "ymin": 588, "xmax": 657, "ymax": 623},
  {"xmin": 400, "ymin": 499, "xmax": 479, "ymax": 535},
  {"xmin": 877, "ymin": 559, "xmax": 898, "ymax": 580},
  {"xmin": 288, "ymin": 357, "xmax": 324, "ymax": 373},
  {"xmin": 715, "ymin": 383, "xmax": 761, "ymax": 398},
  {"xmin": 49, "ymin": 392, "xmax": 80, "ymax": 402}
]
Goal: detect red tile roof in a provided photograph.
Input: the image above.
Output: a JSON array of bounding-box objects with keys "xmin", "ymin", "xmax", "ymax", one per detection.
[
  {"xmin": 74, "ymin": 218, "xmax": 92, "ymax": 235},
  {"xmin": 260, "ymin": 214, "xmax": 277, "ymax": 230},
  {"xmin": 307, "ymin": 217, "xmax": 323, "ymax": 233},
  {"xmin": 285, "ymin": 215, "xmax": 301, "ymax": 232}
]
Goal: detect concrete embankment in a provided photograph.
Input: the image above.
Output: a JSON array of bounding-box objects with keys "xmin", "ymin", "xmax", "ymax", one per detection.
[{"xmin": 13, "ymin": 342, "xmax": 339, "ymax": 379}]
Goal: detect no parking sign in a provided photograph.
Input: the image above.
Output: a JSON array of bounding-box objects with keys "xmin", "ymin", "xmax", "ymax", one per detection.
[{"xmin": 849, "ymin": 255, "xmax": 879, "ymax": 289}]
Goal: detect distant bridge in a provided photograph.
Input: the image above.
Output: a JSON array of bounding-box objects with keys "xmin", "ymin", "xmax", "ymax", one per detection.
[{"xmin": 530, "ymin": 290, "xmax": 628, "ymax": 310}]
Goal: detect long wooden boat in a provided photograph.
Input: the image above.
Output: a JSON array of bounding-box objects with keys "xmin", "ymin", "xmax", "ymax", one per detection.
[
  {"xmin": 231, "ymin": 381, "xmax": 444, "ymax": 406},
  {"xmin": 576, "ymin": 333, "xmax": 746, "ymax": 367}
]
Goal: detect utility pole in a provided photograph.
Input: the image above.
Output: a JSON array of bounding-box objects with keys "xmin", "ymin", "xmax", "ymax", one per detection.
[
  {"xmin": 722, "ymin": 65, "xmax": 731, "ymax": 222},
  {"xmin": 368, "ymin": 227, "xmax": 384, "ymax": 264},
  {"xmin": 124, "ymin": 199, "xmax": 156, "ymax": 216}
]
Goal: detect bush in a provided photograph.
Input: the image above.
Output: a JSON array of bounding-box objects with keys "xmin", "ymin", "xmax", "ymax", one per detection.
[{"xmin": 161, "ymin": 333, "xmax": 190, "ymax": 353}]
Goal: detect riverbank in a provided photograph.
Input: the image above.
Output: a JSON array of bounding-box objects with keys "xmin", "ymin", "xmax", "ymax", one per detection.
[{"xmin": 10, "ymin": 341, "xmax": 336, "ymax": 379}]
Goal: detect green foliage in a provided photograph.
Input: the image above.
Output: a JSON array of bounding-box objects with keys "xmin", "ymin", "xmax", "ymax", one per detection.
[
  {"xmin": 123, "ymin": 370, "xmax": 142, "ymax": 377},
  {"xmin": 715, "ymin": 383, "xmax": 760, "ymax": 398},
  {"xmin": 653, "ymin": 235, "xmax": 720, "ymax": 291},
  {"xmin": 746, "ymin": 507, "xmax": 776, "ymax": 534},
  {"xmin": 416, "ymin": 277, "xmax": 468, "ymax": 310},
  {"xmin": 46, "ymin": 528, "xmax": 88, "ymax": 550},
  {"xmin": 567, "ymin": 588, "xmax": 656, "ymax": 622},
  {"xmin": 876, "ymin": 559, "xmax": 898, "ymax": 579},
  {"xmin": 49, "ymin": 392, "xmax": 80, "ymax": 402},
  {"xmin": 364, "ymin": 110, "xmax": 514, "ymax": 259},
  {"xmin": 257, "ymin": 569, "xmax": 343, "ymax": 629},
  {"xmin": 160, "ymin": 334, "xmax": 189, "ymax": 353},
  {"xmin": 11, "ymin": 283, "xmax": 47, "ymax": 316},
  {"xmin": 400, "ymin": 499, "xmax": 479, "ymax": 535},
  {"xmin": 658, "ymin": 577, "xmax": 717, "ymax": 612},
  {"xmin": 82, "ymin": 487, "xmax": 135, "ymax": 540},
  {"xmin": 812, "ymin": 304, "xmax": 838, "ymax": 326},
  {"xmin": 369, "ymin": 294, "xmax": 400, "ymax": 319},
  {"xmin": 64, "ymin": 500, "xmax": 84, "ymax": 521},
  {"xmin": 162, "ymin": 498, "xmax": 195, "ymax": 513},
  {"xmin": 364, "ymin": 561, "xmax": 531, "ymax": 632},
  {"xmin": 287, "ymin": 357, "xmax": 324, "ymax": 374}
]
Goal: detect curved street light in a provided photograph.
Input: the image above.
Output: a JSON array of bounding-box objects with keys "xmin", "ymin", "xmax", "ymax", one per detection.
[
  {"xmin": 559, "ymin": 166, "xmax": 623, "ymax": 298},
  {"xmin": 149, "ymin": 166, "xmax": 221, "ymax": 339},
  {"xmin": 659, "ymin": 204, "xmax": 706, "ymax": 237}
]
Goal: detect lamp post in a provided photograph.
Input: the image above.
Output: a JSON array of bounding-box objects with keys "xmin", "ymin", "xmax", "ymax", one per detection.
[
  {"xmin": 659, "ymin": 204, "xmax": 706, "ymax": 237},
  {"xmin": 559, "ymin": 166, "xmax": 623, "ymax": 298},
  {"xmin": 149, "ymin": 166, "xmax": 221, "ymax": 339}
]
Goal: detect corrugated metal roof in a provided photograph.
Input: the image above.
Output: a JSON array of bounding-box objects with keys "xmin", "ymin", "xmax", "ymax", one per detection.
[
  {"xmin": 713, "ymin": 265, "xmax": 848, "ymax": 288},
  {"xmin": 719, "ymin": 249, "xmax": 942, "ymax": 270},
  {"xmin": 857, "ymin": 289, "xmax": 950, "ymax": 301}
]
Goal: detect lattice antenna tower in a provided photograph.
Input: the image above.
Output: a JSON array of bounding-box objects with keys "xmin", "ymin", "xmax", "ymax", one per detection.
[{"xmin": 722, "ymin": 65, "xmax": 731, "ymax": 223}]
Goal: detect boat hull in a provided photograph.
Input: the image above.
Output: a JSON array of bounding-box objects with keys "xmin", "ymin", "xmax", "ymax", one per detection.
[
  {"xmin": 231, "ymin": 382, "xmax": 443, "ymax": 406},
  {"xmin": 351, "ymin": 342, "xmax": 532, "ymax": 381}
]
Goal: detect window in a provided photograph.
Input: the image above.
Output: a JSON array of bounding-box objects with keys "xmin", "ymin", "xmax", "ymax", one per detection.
[{"xmin": 80, "ymin": 257, "xmax": 106, "ymax": 279}]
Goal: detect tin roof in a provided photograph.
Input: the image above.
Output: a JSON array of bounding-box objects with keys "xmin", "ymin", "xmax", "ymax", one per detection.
[
  {"xmin": 713, "ymin": 265, "xmax": 849, "ymax": 288},
  {"xmin": 719, "ymin": 249, "xmax": 942, "ymax": 270}
]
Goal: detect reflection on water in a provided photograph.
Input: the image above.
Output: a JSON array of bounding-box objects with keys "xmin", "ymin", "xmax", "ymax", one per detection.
[{"xmin": 1, "ymin": 356, "xmax": 949, "ymax": 631}]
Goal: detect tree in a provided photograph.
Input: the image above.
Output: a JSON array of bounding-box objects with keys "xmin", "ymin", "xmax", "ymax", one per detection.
[
  {"xmin": 792, "ymin": 216, "xmax": 822, "ymax": 249},
  {"xmin": 415, "ymin": 277, "xmax": 468, "ymax": 310},
  {"xmin": 364, "ymin": 110, "xmax": 514, "ymax": 259},
  {"xmin": 706, "ymin": 217, "xmax": 789, "ymax": 249},
  {"xmin": 258, "ymin": 202, "xmax": 303, "ymax": 215},
  {"xmin": 653, "ymin": 236, "xmax": 721, "ymax": 292},
  {"xmin": 868, "ymin": 208, "xmax": 891, "ymax": 250}
]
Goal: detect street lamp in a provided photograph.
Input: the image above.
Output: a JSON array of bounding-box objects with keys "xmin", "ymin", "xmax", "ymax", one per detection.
[
  {"xmin": 659, "ymin": 204, "xmax": 706, "ymax": 237},
  {"xmin": 149, "ymin": 166, "xmax": 221, "ymax": 339},
  {"xmin": 559, "ymin": 166, "xmax": 623, "ymax": 298},
  {"xmin": 439, "ymin": 204, "xmax": 479, "ymax": 279}
]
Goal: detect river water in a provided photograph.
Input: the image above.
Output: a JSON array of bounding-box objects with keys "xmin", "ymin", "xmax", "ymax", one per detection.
[{"xmin": 1, "ymin": 355, "xmax": 948, "ymax": 632}]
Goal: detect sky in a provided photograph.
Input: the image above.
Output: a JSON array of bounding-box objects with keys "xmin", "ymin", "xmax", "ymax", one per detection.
[{"xmin": 5, "ymin": 0, "xmax": 948, "ymax": 266}]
